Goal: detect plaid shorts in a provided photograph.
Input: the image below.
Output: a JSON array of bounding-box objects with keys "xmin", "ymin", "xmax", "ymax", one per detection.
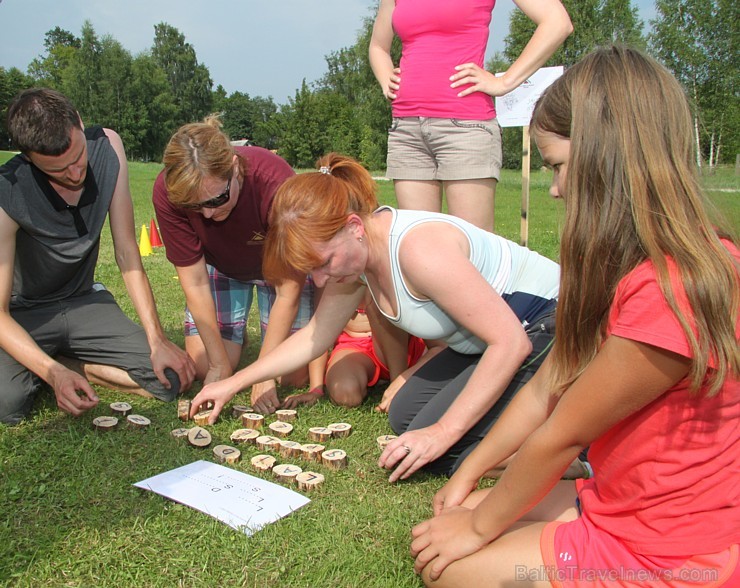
[{"xmin": 184, "ymin": 265, "xmax": 315, "ymax": 344}]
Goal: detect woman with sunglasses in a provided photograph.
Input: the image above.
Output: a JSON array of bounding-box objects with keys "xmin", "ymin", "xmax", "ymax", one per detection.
[{"xmin": 152, "ymin": 115, "xmax": 326, "ymax": 414}]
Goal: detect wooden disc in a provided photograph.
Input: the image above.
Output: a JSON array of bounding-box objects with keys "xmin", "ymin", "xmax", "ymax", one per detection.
[
  {"xmin": 177, "ymin": 399, "xmax": 191, "ymax": 422},
  {"xmin": 231, "ymin": 404, "xmax": 252, "ymax": 418},
  {"xmin": 278, "ymin": 440, "xmax": 303, "ymax": 459},
  {"xmin": 229, "ymin": 428, "xmax": 260, "ymax": 444},
  {"xmin": 256, "ymin": 435, "xmax": 282, "ymax": 451},
  {"xmin": 268, "ymin": 421, "xmax": 293, "ymax": 438},
  {"xmin": 241, "ymin": 413, "xmax": 264, "ymax": 429},
  {"xmin": 272, "ymin": 463, "xmax": 303, "ymax": 484},
  {"xmin": 327, "ymin": 422, "xmax": 352, "ymax": 438},
  {"xmin": 93, "ymin": 416, "xmax": 119, "ymax": 431},
  {"xmin": 307, "ymin": 426, "xmax": 332, "ymax": 442},
  {"xmin": 109, "ymin": 401, "xmax": 132, "ymax": 416},
  {"xmin": 321, "ymin": 448, "xmax": 348, "ymax": 470},
  {"xmin": 275, "ymin": 409, "xmax": 297, "ymax": 422},
  {"xmin": 213, "ymin": 444, "xmax": 241, "ymax": 464},
  {"xmin": 301, "ymin": 443, "xmax": 325, "ymax": 462},
  {"xmin": 377, "ymin": 434, "xmax": 398, "ymax": 450},
  {"xmin": 170, "ymin": 427, "xmax": 190, "ymax": 439},
  {"xmin": 193, "ymin": 409, "xmax": 213, "ymax": 426},
  {"xmin": 296, "ymin": 471, "xmax": 325, "ymax": 491},
  {"xmin": 126, "ymin": 414, "xmax": 151, "ymax": 429},
  {"xmin": 187, "ymin": 426, "xmax": 212, "ymax": 448},
  {"xmin": 250, "ymin": 454, "xmax": 277, "ymax": 472}
]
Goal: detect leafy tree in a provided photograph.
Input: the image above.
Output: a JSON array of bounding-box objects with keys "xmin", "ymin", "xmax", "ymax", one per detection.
[
  {"xmin": 649, "ymin": 0, "xmax": 739, "ymax": 168},
  {"xmin": 278, "ymin": 80, "xmax": 327, "ymax": 168},
  {"xmin": 60, "ymin": 21, "xmax": 103, "ymax": 122},
  {"xmin": 27, "ymin": 27, "xmax": 81, "ymax": 88},
  {"xmin": 0, "ymin": 67, "xmax": 34, "ymax": 149},
  {"xmin": 151, "ymin": 23, "xmax": 213, "ymax": 127}
]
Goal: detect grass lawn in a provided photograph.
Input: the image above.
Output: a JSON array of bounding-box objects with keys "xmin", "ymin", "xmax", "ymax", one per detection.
[{"xmin": 0, "ymin": 150, "xmax": 737, "ymax": 587}]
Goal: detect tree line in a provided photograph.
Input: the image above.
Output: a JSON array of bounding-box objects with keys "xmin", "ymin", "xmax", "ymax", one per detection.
[{"xmin": 0, "ymin": 0, "xmax": 736, "ymax": 170}]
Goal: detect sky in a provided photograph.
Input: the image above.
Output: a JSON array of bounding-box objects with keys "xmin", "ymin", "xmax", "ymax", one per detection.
[{"xmin": 0, "ymin": 0, "xmax": 657, "ymax": 106}]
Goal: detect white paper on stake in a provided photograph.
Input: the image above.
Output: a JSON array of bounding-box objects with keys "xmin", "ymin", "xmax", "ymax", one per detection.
[{"xmin": 134, "ymin": 460, "xmax": 310, "ymax": 535}]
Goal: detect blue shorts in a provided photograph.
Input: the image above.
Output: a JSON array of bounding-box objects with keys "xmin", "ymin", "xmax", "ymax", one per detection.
[{"xmin": 184, "ymin": 265, "xmax": 315, "ymax": 344}]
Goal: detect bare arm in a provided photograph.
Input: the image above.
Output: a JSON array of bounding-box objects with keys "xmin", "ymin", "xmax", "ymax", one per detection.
[
  {"xmin": 0, "ymin": 209, "xmax": 99, "ymax": 415},
  {"xmin": 412, "ymin": 336, "xmax": 691, "ymax": 580},
  {"xmin": 191, "ymin": 280, "xmax": 366, "ymax": 423},
  {"xmin": 105, "ymin": 129, "xmax": 195, "ymax": 391},
  {"xmin": 379, "ymin": 224, "xmax": 533, "ymax": 481},
  {"xmin": 369, "ymin": 0, "xmax": 401, "ymax": 100},
  {"xmin": 451, "ymin": 0, "xmax": 573, "ymax": 97}
]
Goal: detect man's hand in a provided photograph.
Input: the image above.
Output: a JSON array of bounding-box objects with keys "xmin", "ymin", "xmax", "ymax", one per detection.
[
  {"xmin": 251, "ymin": 379, "xmax": 280, "ymax": 414},
  {"xmin": 150, "ymin": 339, "xmax": 196, "ymax": 392},
  {"xmin": 48, "ymin": 364, "xmax": 99, "ymax": 416}
]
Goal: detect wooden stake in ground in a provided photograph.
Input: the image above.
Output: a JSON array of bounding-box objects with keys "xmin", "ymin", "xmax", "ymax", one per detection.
[
  {"xmin": 231, "ymin": 405, "xmax": 252, "ymax": 419},
  {"xmin": 327, "ymin": 422, "xmax": 352, "ymax": 438},
  {"xmin": 170, "ymin": 427, "xmax": 190, "ymax": 440},
  {"xmin": 256, "ymin": 435, "xmax": 282, "ymax": 451},
  {"xmin": 275, "ymin": 409, "xmax": 297, "ymax": 422},
  {"xmin": 250, "ymin": 454, "xmax": 276, "ymax": 472},
  {"xmin": 193, "ymin": 409, "xmax": 213, "ymax": 426},
  {"xmin": 109, "ymin": 401, "xmax": 132, "ymax": 417},
  {"xmin": 213, "ymin": 444, "xmax": 241, "ymax": 464},
  {"xmin": 377, "ymin": 434, "xmax": 398, "ymax": 450},
  {"xmin": 272, "ymin": 463, "xmax": 302, "ymax": 485},
  {"xmin": 268, "ymin": 421, "xmax": 293, "ymax": 438},
  {"xmin": 93, "ymin": 416, "xmax": 119, "ymax": 431},
  {"xmin": 187, "ymin": 426, "xmax": 212, "ymax": 448},
  {"xmin": 301, "ymin": 443, "xmax": 325, "ymax": 462},
  {"xmin": 178, "ymin": 399, "xmax": 191, "ymax": 422},
  {"xmin": 279, "ymin": 440, "xmax": 303, "ymax": 459},
  {"xmin": 296, "ymin": 471, "xmax": 325, "ymax": 492},
  {"xmin": 241, "ymin": 413, "xmax": 264, "ymax": 429},
  {"xmin": 126, "ymin": 414, "xmax": 151, "ymax": 429},
  {"xmin": 322, "ymin": 448, "xmax": 348, "ymax": 470},
  {"xmin": 230, "ymin": 428, "xmax": 260, "ymax": 444},
  {"xmin": 307, "ymin": 426, "xmax": 332, "ymax": 442}
]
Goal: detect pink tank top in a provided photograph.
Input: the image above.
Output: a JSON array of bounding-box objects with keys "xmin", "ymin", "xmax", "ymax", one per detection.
[{"xmin": 391, "ymin": 0, "xmax": 496, "ymax": 119}]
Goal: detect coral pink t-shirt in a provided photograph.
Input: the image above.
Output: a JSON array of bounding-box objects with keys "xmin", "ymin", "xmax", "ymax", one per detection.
[
  {"xmin": 579, "ymin": 240, "xmax": 740, "ymax": 556},
  {"xmin": 391, "ymin": 0, "xmax": 496, "ymax": 119}
]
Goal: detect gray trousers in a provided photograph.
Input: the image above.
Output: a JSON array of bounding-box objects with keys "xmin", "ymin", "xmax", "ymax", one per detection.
[
  {"xmin": 0, "ymin": 288, "xmax": 179, "ymax": 425},
  {"xmin": 388, "ymin": 309, "xmax": 556, "ymax": 476}
]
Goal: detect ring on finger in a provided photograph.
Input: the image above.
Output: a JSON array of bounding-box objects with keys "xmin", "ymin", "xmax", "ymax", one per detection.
[{"xmin": 402, "ymin": 444, "xmax": 411, "ymax": 455}]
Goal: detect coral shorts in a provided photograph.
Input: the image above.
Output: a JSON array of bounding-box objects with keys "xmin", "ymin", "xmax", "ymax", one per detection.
[
  {"xmin": 328, "ymin": 332, "xmax": 426, "ymax": 387},
  {"xmin": 540, "ymin": 514, "xmax": 739, "ymax": 587}
]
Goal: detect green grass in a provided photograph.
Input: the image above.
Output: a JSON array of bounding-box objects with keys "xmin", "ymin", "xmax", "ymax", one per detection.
[{"xmin": 0, "ymin": 151, "xmax": 738, "ymax": 587}]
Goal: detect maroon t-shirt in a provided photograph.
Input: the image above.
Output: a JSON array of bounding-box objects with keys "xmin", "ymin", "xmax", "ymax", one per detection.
[{"xmin": 153, "ymin": 146, "xmax": 294, "ymax": 282}]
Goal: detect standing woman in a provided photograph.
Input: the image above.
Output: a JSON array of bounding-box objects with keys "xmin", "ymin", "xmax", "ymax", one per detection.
[
  {"xmin": 190, "ymin": 153, "xmax": 561, "ymax": 484},
  {"xmin": 153, "ymin": 117, "xmax": 325, "ymax": 414},
  {"xmin": 410, "ymin": 46, "xmax": 739, "ymax": 587},
  {"xmin": 369, "ymin": 0, "xmax": 572, "ymax": 231}
]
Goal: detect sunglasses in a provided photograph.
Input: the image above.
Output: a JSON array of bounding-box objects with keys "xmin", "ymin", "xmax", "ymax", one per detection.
[{"xmin": 181, "ymin": 175, "xmax": 232, "ymax": 210}]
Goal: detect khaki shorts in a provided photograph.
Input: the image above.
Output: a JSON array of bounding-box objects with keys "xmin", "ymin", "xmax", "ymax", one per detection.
[{"xmin": 386, "ymin": 116, "xmax": 502, "ymax": 181}]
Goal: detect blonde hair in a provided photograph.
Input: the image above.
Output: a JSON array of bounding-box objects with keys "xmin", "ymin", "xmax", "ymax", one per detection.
[
  {"xmin": 531, "ymin": 46, "xmax": 739, "ymax": 397},
  {"xmin": 162, "ymin": 114, "xmax": 244, "ymax": 206},
  {"xmin": 263, "ymin": 153, "xmax": 378, "ymax": 282}
]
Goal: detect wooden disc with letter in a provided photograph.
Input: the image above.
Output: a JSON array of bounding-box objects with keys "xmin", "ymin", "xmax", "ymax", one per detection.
[
  {"xmin": 256, "ymin": 435, "xmax": 282, "ymax": 451},
  {"xmin": 241, "ymin": 413, "xmax": 264, "ymax": 429},
  {"xmin": 272, "ymin": 463, "xmax": 303, "ymax": 485},
  {"xmin": 322, "ymin": 448, "xmax": 348, "ymax": 470},
  {"xmin": 177, "ymin": 399, "xmax": 191, "ymax": 422},
  {"xmin": 109, "ymin": 401, "xmax": 132, "ymax": 417},
  {"xmin": 251, "ymin": 454, "xmax": 277, "ymax": 472},
  {"xmin": 275, "ymin": 409, "xmax": 297, "ymax": 422},
  {"xmin": 279, "ymin": 440, "xmax": 303, "ymax": 459},
  {"xmin": 327, "ymin": 422, "xmax": 352, "ymax": 438},
  {"xmin": 127, "ymin": 414, "xmax": 151, "ymax": 429},
  {"xmin": 187, "ymin": 426, "xmax": 212, "ymax": 448},
  {"xmin": 296, "ymin": 471, "xmax": 325, "ymax": 491},
  {"xmin": 308, "ymin": 427, "xmax": 332, "ymax": 442},
  {"xmin": 170, "ymin": 427, "xmax": 190, "ymax": 440},
  {"xmin": 231, "ymin": 404, "xmax": 252, "ymax": 419},
  {"xmin": 213, "ymin": 444, "xmax": 241, "ymax": 464},
  {"xmin": 301, "ymin": 443, "xmax": 325, "ymax": 462},
  {"xmin": 377, "ymin": 434, "xmax": 397, "ymax": 450},
  {"xmin": 93, "ymin": 416, "xmax": 118, "ymax": 431},
  {"xmin": 193, "ymin": 409, "xmax": 213, "ymax": 426},
  {"xmin": 230, "ymin": 428, "xmax": 260, "ymax": 444},
  {"xmin": 268, "ymin": 421, "xmax": 293, "ymax": 438}
]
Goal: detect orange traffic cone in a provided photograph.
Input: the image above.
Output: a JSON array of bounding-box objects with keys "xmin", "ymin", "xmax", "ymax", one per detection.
[
  {"xmin": 139, "ymin": 224, "xmax": 152, "ymax": 257},
  {"xmin": 149, "ymin": 218, "xmax": 163, "ymax": 247}
]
